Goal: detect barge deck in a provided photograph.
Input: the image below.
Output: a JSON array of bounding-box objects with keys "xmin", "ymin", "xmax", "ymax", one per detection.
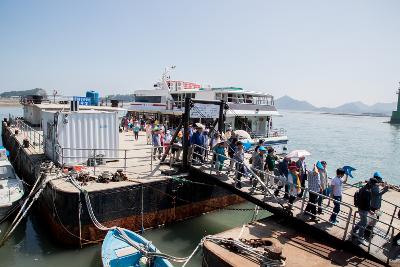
[{"xmin": 1, "ymin": 121, "xmax": 244, "ymax": 246}]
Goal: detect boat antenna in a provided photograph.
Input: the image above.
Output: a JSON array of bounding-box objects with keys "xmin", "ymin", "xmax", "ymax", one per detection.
[{"xmin": 159, "ymin": 65, "xmax": 176, "ymax": 91}]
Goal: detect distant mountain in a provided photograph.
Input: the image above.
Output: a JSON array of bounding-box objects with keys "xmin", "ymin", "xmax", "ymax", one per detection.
[
  {"xmin": 318, "ymin": 101, "xmax": 370, "ymax": 114},
  {"xmin": 0, "ymin": 88, "xmax": 47, "ymax": 98},
  {"xmin": 275, "ymin": 95, "xmax": 396, "ymax": 116},
  {"xmin": 275, "ymin": 95, "xmax": 317, "ymax": 111}
]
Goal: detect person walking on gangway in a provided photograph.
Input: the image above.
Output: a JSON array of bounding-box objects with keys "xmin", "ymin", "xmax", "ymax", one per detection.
[
  {"xmin": 352, "ymin": 178, "xmax": 374, "ymax": 245},
  {"xmin": 317, "ymin": 161, "xmax": 329, "ymax": 214},
  {"xmin": 234, "ymin": 141, "xmax": 245, "ymax": 189},
  {"xmin": 329, "ymin": 168, "xmax": 348, "ymax": 224},
  {"xmin": 304, "ymin": 162, "xmax": 323, "ymax": 222},
  {"xmin": 250, "ymin": 146, "xmax": 266, "ymax": 192},
  {"xmin": 226, "ymin": 132, "xmax": 238, "ymax": 175}
]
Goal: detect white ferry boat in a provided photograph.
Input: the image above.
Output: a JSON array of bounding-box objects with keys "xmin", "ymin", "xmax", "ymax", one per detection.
[
  {"xmin": 0, "ymin": 147, "xmax": 24, "ymax": 219},
  {"xmin": 128, "ymin": 67, "xmax": 288, "ymax": 153}
]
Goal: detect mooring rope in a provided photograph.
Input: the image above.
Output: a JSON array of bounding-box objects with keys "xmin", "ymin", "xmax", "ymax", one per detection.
[{"xmin": 0, "ymin": 173, "xmax": 61, "ymax": 246}]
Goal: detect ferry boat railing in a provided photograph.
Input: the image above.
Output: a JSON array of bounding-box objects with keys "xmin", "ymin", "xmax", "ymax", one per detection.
[
  {"xmin": 246, "ymin": 128, "xmax": 287, "ymax": 140},
  {"xmin": 12, "ymin": 118, "xmax": 44, "ymax": 153},
  {"xmin": 55, "ymin": 145, "xmax": 165, "ymax": 175}
]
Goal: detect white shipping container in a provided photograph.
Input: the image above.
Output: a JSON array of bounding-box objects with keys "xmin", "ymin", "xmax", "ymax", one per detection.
[{"xmin": 42, "ymin": 110, "xmax": 119, "ymax": 165}]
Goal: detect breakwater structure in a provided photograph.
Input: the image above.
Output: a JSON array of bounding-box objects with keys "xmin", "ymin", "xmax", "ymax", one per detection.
[
  {"xmin": 390, "ymin": 82, "xmax": 400, "ymax": 124},
  {"xmin": 1, "ymin": 118, "xmax": 243, "ymax": 247}
]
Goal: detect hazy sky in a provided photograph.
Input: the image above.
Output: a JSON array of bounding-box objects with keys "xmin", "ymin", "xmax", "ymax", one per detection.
[{"xmin": 1, "ymin": 0, "xmax": 399, "ymax": 107}]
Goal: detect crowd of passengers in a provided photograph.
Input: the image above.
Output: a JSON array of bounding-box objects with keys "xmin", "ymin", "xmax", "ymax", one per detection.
[{"xmin": 122, "ymin": 118, "xmax": 398, "ymax": 247}]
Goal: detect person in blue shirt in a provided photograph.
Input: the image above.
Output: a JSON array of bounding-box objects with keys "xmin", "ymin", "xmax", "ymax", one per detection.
[
  {"xmin": 152, "ymin": 127, "xmax": 162, "ymax": 160},
  {"xmin": 133, "ymin": 122, "xmax": 140, "ymax": 141},
  {"xmin": 190, "ymin": 124, "xmax": 205, "ymax": 164},
  {"xmin": 213, "ymin": 141, "xmax": 227, "ymax": 176},
  {"xmin": 226, "ymin": 132, "xmax": 238, "ymax": 175}
]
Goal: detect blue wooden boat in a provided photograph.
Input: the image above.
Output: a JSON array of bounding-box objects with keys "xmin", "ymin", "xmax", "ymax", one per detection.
[{"xmin": 102, "ymin": 228, "xmax": 174, "ymax": 267}]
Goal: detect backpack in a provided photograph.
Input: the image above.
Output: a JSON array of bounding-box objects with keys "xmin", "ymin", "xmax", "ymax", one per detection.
[
  {"xmin": 354, "ymin": 185, "xmax": 367, "ymax": 208},
  {"xmin": 354, "ymin": 189, "xmax": 360, "ymax": 207},
  {"xmin": 354, "ymin": 185, "xmax": 370, "ymax": 208}
]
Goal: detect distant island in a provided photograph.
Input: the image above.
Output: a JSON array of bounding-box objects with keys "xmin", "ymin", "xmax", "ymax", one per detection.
[
  {"xmin": 0, "ymin": 88, "xmax": 47, "ymax": 98},
  {"xmin": 275, "ymin": 95, "xmax": 396, "ymax": 117},
  {"xmin": 0, "ymin": 88, "xmax": 48, "ymax": 107}
]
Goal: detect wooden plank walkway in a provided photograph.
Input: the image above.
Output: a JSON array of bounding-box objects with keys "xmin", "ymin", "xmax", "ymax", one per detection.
[{"xmin": 192, "ymin": 160, "xmax": 400, "ymax": 266}]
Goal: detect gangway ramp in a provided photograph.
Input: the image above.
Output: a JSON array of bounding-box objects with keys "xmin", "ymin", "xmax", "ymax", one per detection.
[{"xmin": 189, "ymin": 145, "xmax": 400, "ymax": 266}]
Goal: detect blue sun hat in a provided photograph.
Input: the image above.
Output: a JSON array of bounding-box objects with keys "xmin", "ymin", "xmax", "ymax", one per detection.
[
  {"xmin": 373, "ymin": 171, "xmax": 383, "ymax": 182},
  {"xmin": 316, "ymin": 161, "xmax": 324, "ymax": 170},
  {"xmin": 258, "ymin": 146, "xmax": 267, "ymax": 152},
  {"xmin": 343, "ymin": 165, "xmax": 356, "ymax": 178}
]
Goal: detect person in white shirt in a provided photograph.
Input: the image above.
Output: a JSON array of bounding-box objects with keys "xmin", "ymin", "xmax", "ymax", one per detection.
[{"xmin": 329, "ymin": 168, "xmax": 348, "ymax": 224}]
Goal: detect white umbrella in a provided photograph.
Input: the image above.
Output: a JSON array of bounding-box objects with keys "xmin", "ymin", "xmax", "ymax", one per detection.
[
  {"xmin": 234, "ymin": 129, "xmax": 251, "ymax": 139},
  {"xmin": 286, "ymin": 149, "xmax": 311, "ymax": 158},
  {"xmin": 194, "ymin": 122, "xmax": 205, "ymax": 129}
]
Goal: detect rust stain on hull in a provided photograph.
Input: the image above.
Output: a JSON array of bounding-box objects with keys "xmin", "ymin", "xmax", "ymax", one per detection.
[{"xmin": 39, "ymin": 194, "xmax": 244, "ymax": 246}]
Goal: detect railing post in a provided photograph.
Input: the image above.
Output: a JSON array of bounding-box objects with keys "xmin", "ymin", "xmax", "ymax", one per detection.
[
  {"xmin": 61, "ymin": 147, "xmax": 64, "ymax": 166},
  {"xmin": 150, "ymin": 147, "xmax": 153, "ymax": 172},
  {"xmin": 343, "ymin": 207, "xmax": 353, "ymax": 240},
  {"xmin": 387, "ymin": 206, "xmax": 397, "ymax": 236},
  {"xmin": 300, "ymin": 188, "xmax": 308, "ymax": 213},
  {"xmin": 124, "ymin": 150, "xmax": 127, "ymax": 172},
  {"xmin": 93, "ymin": 149, "xmax": 96, "ymax": 175}
]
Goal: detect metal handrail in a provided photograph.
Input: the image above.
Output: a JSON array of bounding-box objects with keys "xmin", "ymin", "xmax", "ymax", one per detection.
[
  {"xmin": 192, "ymin": 146, "xmax": 400, "ymax": 264},
  {"xmin": 192, "ymin": 145, "xmax": 358, "ymax": 241},
  {"xmin": 11, "ymin": 119, "xmax": 44, "ymax": 153},
  {"xmin": 192, "ymin": 144, "xmax": 285, "ymax": 209},
  {"xmin": 351, "ymin": 210, "xmax": 399, "ymax": 264},
  {"xmin": 54, "ymin": 144, "xmax": 165, "ymax": 175}
]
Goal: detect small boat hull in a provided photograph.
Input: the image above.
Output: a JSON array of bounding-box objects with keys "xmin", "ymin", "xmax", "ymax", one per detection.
[{"xmin": 102, "ymin": 228, "xmax": 173, "ymax": 267}]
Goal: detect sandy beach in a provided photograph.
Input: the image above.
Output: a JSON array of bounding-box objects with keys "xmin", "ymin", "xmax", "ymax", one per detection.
[{"xmin": 0, "ymin": 98, "xmax": 21, "ymax": 107}]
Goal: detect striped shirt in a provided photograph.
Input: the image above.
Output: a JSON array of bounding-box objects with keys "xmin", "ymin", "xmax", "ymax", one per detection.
[{"xmin": 307, "ymin": 171, "xmax": 321, "ymax": 192}]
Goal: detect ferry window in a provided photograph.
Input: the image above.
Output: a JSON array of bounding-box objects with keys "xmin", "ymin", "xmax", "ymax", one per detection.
[
  {"xmin": 171, "ymin": 94, "xmax": 178, "ymax": 102},
  {"xmin": 216, "ymin": 93, "xmax": 221, "ymax": 100},
  {"xmin": 245, "ymin": 95, "xmax": 253, "ymax": 103},
  {"xmin": 227, "ymin": 94, "xmax": 233, "ymax": 103},
  {"xmin": 135, "ymin": 96, "xmax": 162, "ymax": 103},
  {"xmin": 234, "ymin": 117, "xmax": 252, "ymax": 132}
]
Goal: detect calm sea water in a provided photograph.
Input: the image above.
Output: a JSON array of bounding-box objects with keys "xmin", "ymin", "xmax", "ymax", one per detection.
[{"xmin": 0, "ymin": 107, "xmax": 399, "ymax": 267}]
